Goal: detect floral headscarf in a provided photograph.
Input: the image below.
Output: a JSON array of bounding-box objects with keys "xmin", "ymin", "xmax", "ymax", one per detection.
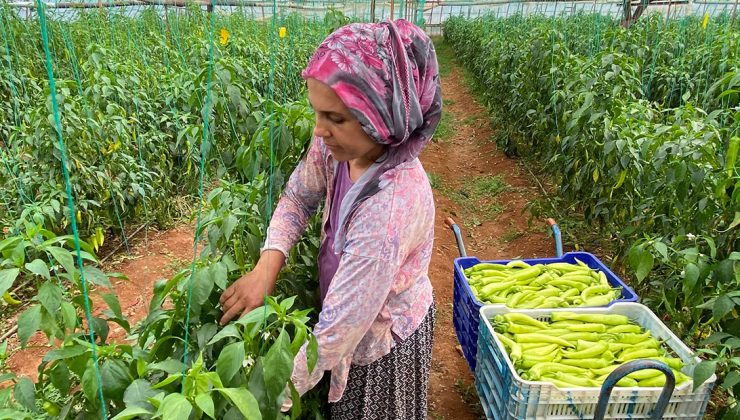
[{"xmin": 302, "ymin": 19, "xmax": 442, "ymax": 252}]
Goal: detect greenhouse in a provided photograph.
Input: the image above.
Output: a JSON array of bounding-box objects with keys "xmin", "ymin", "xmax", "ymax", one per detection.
[{"xmin": 0, "ymin": 0, "xmax": 738, "ymax": 417}]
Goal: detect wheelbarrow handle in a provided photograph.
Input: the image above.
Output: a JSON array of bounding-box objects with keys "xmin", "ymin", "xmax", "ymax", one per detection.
[
  {"xmin": 444, "ymin": 217, "xmax": 467, "ymax": 258},
  {"xmin": 593, "ymin": 359, "xmax": 676, "ymax": 420}
]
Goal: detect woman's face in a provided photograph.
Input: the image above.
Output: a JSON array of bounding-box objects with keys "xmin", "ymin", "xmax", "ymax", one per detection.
[{"xmin": 307, "ymin": 78, "xmax": 384, "ymax": 164}]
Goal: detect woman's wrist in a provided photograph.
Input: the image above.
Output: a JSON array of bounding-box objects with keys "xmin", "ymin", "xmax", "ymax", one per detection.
[{"xmin": 254, "ymin": 249, "xmax": 286, "ymax": 290}]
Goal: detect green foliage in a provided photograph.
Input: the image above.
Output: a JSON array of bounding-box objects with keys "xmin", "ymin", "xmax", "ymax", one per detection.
[{"xmin": 445, "ymin": 13, "xmax": 739, "ymax": 414}]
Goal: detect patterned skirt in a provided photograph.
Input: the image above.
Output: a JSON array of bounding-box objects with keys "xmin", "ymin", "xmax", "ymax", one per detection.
[{"xmin": 330, "ymin": 303, "xmax": 436, "ymax": 420}]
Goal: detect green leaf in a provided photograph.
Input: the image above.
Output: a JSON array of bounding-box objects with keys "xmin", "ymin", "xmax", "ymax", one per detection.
[
  {"xmin": 152, "ymin": 374, "xmax": 182, "ymax": 389},
  {"xmin": 692, "ymin": 360, "xmax": 716, "ymax": 390},
  {"xmin": 110, "ymin": 406, "xmax": 153, "ymax": 420},
  {"xmin": 37, "ymin": 281, "xmax": 62, "ymax": 314},
  {"xmin": 635, "ymin": 249, "xmax": 654, "ymax": 283},
  {"xmin": 147, "ymin": 359, "xmax": 186, "ymax": 375},
  {"xmin": 123, "ymin": 379, "xmax": 157, "ymax": 411},
  {"xmin": 61, "ymin": 301, "xmax": 78, "ymax": 332},
  {"xmin": 217, "ymin": 342, "xmax": 245, "ymax": 384},
  {"xmin": 102, "ymin": 293, "xmax": 124, "ymax": 319},
  {"xmin": 43, "ymin": 344, "xmax": 87, "ymax": 362},
  {"xmin": 236, "ymin": 305, "xmax": 276, "ymax": 327},
  {"xmin": 208, "ymin": 324, "xmax": 240, "ymax": 345},
  {"xmin": 190, "ymin": 267, "xmax": 215, "ymax": 306},
  {"xmin": 715, "ymin": 259, "xmax": 735, "ymax": 284},
  {"xmin": 102, "ymin": 359, "xmax": 132, "ymax": 400},
  {"xmin": 264, "ymin": 329, "xmax": 293, "ymax": 399},
  {"xmin": 82, "ymin": 266, "xmax": 113, "ymax": 288},
  {"xmin": 723, "ymin": 370, "xmax": 740, "ymax": 390},
  {"xmin": 46, "ymin": 246, "xmax": 76, "ymax": 275},
  {"xmin": 713, "ymin": 294, "xmax": 735, "ymax": 321},
  {"xmin": 195, "ymin": 393, "xmax": 216, "ymax": 419},
  {"xmin": 223, "ymin": 214, "xmax": 238, "ymax": 241},
  {"xmin": 217, "ymin": 388, "xmax": 262, "ymax": 420},
  {"xmin": 0, "ymin": 269, "xmax": 20, "ymax": 296},
  {"xmin": 728, "ymin": 212, "xmax": 740, "ymax": 231},
  {"xmin": 81, "ymin": 359, "xmax": 101, "ymax": 404},
  {"xmin": 49, "ymin": 361, "xmax": 71, "ymax": 395},
  {"xmin": 17, "ymin": 305, "xmax": 41, "ymax": 346},
  {"xmin": 13, "ymin": 377, "xmax": 36, "ymax": 412},
  {"xmin": 159, "ymin": 393, "xmax": 192, "ymax": 420},
  {"xmin": 652, "ymin": 242, "xmax": 668, "ymax": 260},
  {"xmin": 212, "ymin": 262, "xmax": 228, "ymax": 290},
  {"xmin": 89, "ymin": 317, "xmax": 110, "ymax": 344},
  {"xmin": 683, "ymin": 263, "xmax": 700, "ymax": 293},
  {"xmin": 0, "ymin": 236, "xmax": 21, "ymax": 253},
  {"xmin": 25, "ymin": 259, "xmax": 50, "ymax": 280}
]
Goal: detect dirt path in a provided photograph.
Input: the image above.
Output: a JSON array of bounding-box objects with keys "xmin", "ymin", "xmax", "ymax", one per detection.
[
  {"xmin": 421, "ymin": 40, "xmax": 554, "ymax": 419},
  {"xmin": 5, "ymin": 225, "xmax": 195, "ymax": 380}
]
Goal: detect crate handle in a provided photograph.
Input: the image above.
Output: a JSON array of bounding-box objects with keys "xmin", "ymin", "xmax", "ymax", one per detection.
[
  {"xmin": 594, "ymin": 359, "xmax": 676, "ymax": 420},
  {"xmin": 547, "ymin": 218, "xmax": 563, "ymax": 258},
  {"xmin": 445, "ymin": 217, "xmax": 467, "ymax": 258}
]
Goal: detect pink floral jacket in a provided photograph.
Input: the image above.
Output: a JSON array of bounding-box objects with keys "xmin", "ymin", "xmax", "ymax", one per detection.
[{"xmin": 264, "ymin": 136, "xmax": 435, "ymax": 402}]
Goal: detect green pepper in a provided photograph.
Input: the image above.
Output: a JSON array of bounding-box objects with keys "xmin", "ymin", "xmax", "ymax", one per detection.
[
  {"xmin": 527, "ymin": 343, "xmax": 559, "ymax": 356},
  {"xmin": 540, "ymin": 376, "xmax": 583, "ymax": 388},
  {"xmin": 553, "ymin": 372, "xmax": 599, "ymax": 387},
  {"xmin": 519, "ymin": 350, "xmax": 561, "ymax": 368},
  {"xmin": 559, "ymin": 332, "xmax": 601, "ymax": 342},
  {"xmin": 514, "ymin": 333, "xmax": 575, "ymax": 347},
  {"xmin": 496, "ymin": 332, "xmax": 522, "ymax": 361},
  {"xmin": 529, "ymin": 362, "xmax": 593, "ymax": 380},
  {"xmin": 506, "ymin": 260, "xmax": 532, "ymax": 269},
  {"xmin": 506, "ymin": 324, "xmax": 543, "ymax": 334},
  {"xmin": 647, "ymin": 357, "xmax": 683, "ymax": 370},
  {"xmin": 582, "ymin": 294, "xmax": 614, "ymax": 306},
  {"xmin": 562, "ymin": 342, "xmax": 608, "ymax": 359},
  {"xmin": 556, "ymin": 322, "xmax": 607, "ymax": 333},
  {"xmin": 503, "ymin": 313, "xmax": 548, "ymax": 329},
  {"xmin": 591, "ymin": 365, "xmax": 619, "ymax": 376},
  {"xmin": 595, "ymin": 374, "xmax": 639, "ymax": 387},
  {"xmin": 581, "ymin": 284, "xmax": 612, "ymax": 299},
  {"xmin": 43, "ymin": 401, "xmax": 61, "ymax": 416},
  {"xmin": 563, "ymin": 275, "xmax": 601, "ymax": 285},
  {"xmin": 544, "ymin": 263, "xmax": 585, "ymax": 273},
  {"xmin": 607, "ymin": 324, "xmax": 642, "ymax": 334},
  {"xmin": 560, "ymin": 288, "xmax": 580, "ymax": 299},
  {"xmin": 536, "ymin": 296, "xmax": 565, "ymax": 308},
  {"xmin": 618, "ymin": 348, "xmax": 662, "ymax": 362},
  {"xmin": 559, "ymin": 357, "xmax": 613, "ymax": 369},
  {"xmin": 616, "ymin": 332, "xmax": 652, "ymax": 345},
  {"xmin": 638, "ymin": 375, "xmax": 667, "ymax": 387},
  {"xmin": 627, "ymin": 368, "xmax": 663, "ymax": 381},
  {"xmin": 550, "ymin": 312, "xmax": 630, "ymax": 325},
  {"xmin": 506, "ymin": 291, "xmax": 526, "ymax": 307},
  {"xmin": 469, "ymin": 263, "xmax": 508, "ymax": 272},
  {"xmin": 518, "ymin": 295, "xmax": 545, "ymax": 309},
  {"xmin": 480, "ymin": 280, "xmax": 518, "ymax": 297},
  {"xmin": 549, "ymin": 279, "xmax": 588, "ymax": 291}
]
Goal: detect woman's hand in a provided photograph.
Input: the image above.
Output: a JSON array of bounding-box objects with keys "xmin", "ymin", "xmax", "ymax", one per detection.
[{"xmin": 219, "ymin": 250, "xmax": 285, "ymax": 325}]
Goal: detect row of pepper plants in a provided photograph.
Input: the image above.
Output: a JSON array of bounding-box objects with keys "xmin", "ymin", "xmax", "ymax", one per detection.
[
  {"xmin": 0, "ymin": 6, "xmax": 352, "ymax": 419},
  {"xmin": 444, "ymin": 12, "xmax": 739, "ymax": 417}
]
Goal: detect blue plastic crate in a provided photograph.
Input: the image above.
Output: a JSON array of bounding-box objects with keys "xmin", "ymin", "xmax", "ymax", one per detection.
[
  {"xmin": 453, "ymin": 252, "xmax": 638, "ymax": 372},
  {"xmin": 475, "ymin": 304, "xmax": 715, "ymax": 419}
]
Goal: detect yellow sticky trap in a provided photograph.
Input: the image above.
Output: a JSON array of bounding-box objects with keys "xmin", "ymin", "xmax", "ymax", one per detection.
[
  {"xmin": 702, "ymin": 12, "xmax": 709, "ymax": 29},
  {"xmin": 279, "ymin": 27, "xmax": 287, "ymax": 38},
  {"xmin": 219, "ymin": 28, "xmax": 229, "ymax": 45}
]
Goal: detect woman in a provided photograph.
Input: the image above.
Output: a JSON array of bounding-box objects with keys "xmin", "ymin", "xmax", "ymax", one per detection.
[{"xmin": 219, "ymin": 19, "xmax": 442, "ymax": 418}]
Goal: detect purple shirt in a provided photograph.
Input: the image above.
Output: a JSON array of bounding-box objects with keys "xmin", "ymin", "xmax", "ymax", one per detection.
[{"xmin": 318, "ymin": 161, "xmax": 353, "ymax": 304}]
